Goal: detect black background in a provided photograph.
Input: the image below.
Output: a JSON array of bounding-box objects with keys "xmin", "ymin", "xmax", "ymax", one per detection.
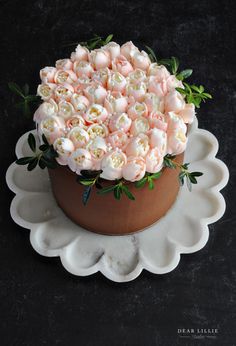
[{"xmin": 0, "ymin": 1, "xmax": 236, "ymax": 345}]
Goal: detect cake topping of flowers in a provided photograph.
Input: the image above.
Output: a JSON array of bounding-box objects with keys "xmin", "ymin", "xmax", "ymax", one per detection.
[{"xmin": 12, "ymin": 35, "xmax": 212, "ymax": 204}]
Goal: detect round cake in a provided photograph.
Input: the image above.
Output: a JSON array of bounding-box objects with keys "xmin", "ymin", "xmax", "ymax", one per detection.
[{"xmin": 16, "ymin": 36, "xmax": 210, "ymax": 235}]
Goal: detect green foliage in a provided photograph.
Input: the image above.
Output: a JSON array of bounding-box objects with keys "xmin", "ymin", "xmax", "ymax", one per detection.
[
  {"xmin": 135, "ymin": 171, "xmax": 162, "ymax": 190},
  {"xmin": 79, "ymin": 34, "xmax": 113, "ymax": 50},
  {"xmin": 8, "ymin": 82, "xmax": 41, "ymax": 117},
  {"xmin": 15, "ymin": 133, "xmax": 58, "ymax": 171},
  {"xmin": 76, "ymin": 170, "xmax": 103, "ymax": 205},
  {"xmin": 98, "ymin": 181, "xmax": 135, "ymax": 201},
  {"xmin": 176, "ymin": 83, "xmax": 212, "ymax": 108}
]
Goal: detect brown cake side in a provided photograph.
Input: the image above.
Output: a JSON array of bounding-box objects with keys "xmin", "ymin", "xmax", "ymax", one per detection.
[{"xmin": 48, "ymin": 152, "xmax": 184, "ymax": 235}]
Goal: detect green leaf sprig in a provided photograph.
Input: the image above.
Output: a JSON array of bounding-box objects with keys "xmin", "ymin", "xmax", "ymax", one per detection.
[
  {"xmin": 8, "ymin": 82, "xmax": 41, "ymax": 117},
  {"xmin": 163, "ymin": 154, "xmax": 203, "ymax": 191},
  {"xmin": 135, "ymin": 172, "xmax": 162, "ymax": 190},
  {"xmin": 79, "ymin": 34, "xmax": 113, "ymax": 50},
  {"xmin": 176, "ymin": 83, "xmax": 212, "ymax": 108},
  {"xmin": 16, "ymin": 133, "xmax": 58, "ymax": 171},
  {"xmin": 98, "ymin": 180, "xmax": 135, "ymax": 201},
  {"xmin": 76, "ymin": 170, "xmax": 103, "ymax": 205}
]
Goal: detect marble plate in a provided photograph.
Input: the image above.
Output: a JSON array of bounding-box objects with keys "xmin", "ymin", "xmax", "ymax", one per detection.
[{"xmin": 6, "ymin": 119, "xmax": 229, "ymax": 282}]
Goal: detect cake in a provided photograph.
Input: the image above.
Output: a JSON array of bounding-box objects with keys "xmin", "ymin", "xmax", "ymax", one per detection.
[{"xmin": 15, "ymin": 35, "xmax": 211, "ymax": 235}]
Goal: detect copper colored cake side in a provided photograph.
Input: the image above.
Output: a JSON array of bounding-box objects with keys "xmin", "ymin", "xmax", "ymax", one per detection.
[{"xmin": 48, "ymin": 152, "xmax": 184, "ymax": 235}]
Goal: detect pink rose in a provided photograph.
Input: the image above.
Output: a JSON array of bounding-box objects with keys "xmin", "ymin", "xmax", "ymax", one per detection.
[
  {"xmin": 132, "ymin": 50, "xmax": 151, "ymax": 71},
  {"xmin": 89, "ymin": 49, "xmax": 111, "ymax": 70},
  {"xmin": 148, "ymin": 112, "xmax": 167, "ymax": 132},
  {"xmin": 39, "ymin": 115, "xmax": 65, "ymax": 143},
  {"xmin": 73, "ymin": 76, "xmax": 91, "ymax": 93},
  {"xmin": 144, "ymin": 93, "xmax": 164, "ymax": 113},
  {"xmin": 58, "ymin": 100, "xmax": 75, "ymax": 119},
  {"xmin": 68, "ymin": 148, "xmax": 93, "ymax": 174},
  {"xmin": 87, "ymin": 124, "xmax": 108, "ymax": 139},
  {"xmin": 33, "ymin": 99, "xmax": 58, "ymax": 123},
  {"xmin": 146, "ymin": 148, "xmax": 163, "ymax": 173},
  {"xmin": 127, "ymin": 102, "xmax": 148, "ymax": 120},
  {"xmin": 84, "ymin": 104, "xmax": 108, "ymax": 124},
  {"xmin": 120, "ymin": 41, "xmax": 139, "ymax": 61},
  {"xmin": 126, "ymin": 133, "xmax": 149, "ymax": 157},
  {"xmin": 54, "ymin": 83, "xmax": 74, "ymax": 101},
  {"xmin": 55, "ymin": 59, "xmax": 73, "ymax": 70},
  {"xmin": 166, "ymin": 75, "xmax": 184, "ymax": 92},
  {"xmin": 128, "ymin": 69, "xmax": 147, "ymax": 83},
  {"xmin": 167, "ymin": 128, "xmax": 187, "ymax": 155},
  {"xmin": 109, "ymin": 113, "xmax": 132, "ymax": 133},
  {"xmin": 148, "ymin": 76, "xmax": 167, "ymax": 97},
  {"xmin": 149, "ymin": 128, "xmax": 167, "ymax": 154},
  {"xmin": 40, "ymin": 67, "xmax": 57, "ymax": 83},
  {"xmin": 122, "ymin": 157, "xmax": 146, "ymax": 182},
  {"xmin": 164, "ymin": 90, "xmax": 185, "ymax": 113},
  {"xmin": 68, "ymin": 127, "xmax": 90, "ymax": 148},
  {"xmin": 104, "ymin": 42, "xmax": 121, "ymax": 60},
  {"xmin": 126, "ymin": 81, "xmax": 147, "ymax": 101},
  {"xmin": 130, "ymin": 116, "xmax": 150, "ymax": 136},
  {"xmin": 112, "ymin": 55, "xmax": 133, "ymax": 77},
  {"xmin": 66, "ymin": 115, "xmax": 86, "ymax": 130},
  {"xmin": 73, "ymin": 60, "xmax": 94, "ymax": 77},
  {"xmin": 37, "ymin": 83, "xmax": 55, "ymax": 101},
  {"xmin": 53, "ymin": 137, "xmax": 75, "ymax": 165},
  {"xmin": 100, "ymin": 151, "xmax": 127, "ymax": 180},
  {"xmin": 166, "ymin": 111, "xmax": 187, "ymax": 133},
  {"xmin": 104, "ymin": 92, "xmax": 128, "ymax": 113},
  {"xmin": 86, "ymin": 136, "xmax": 107, "ymax": 169},
  {"xmin": 178, "ymin": 103, "xmax": 195, "ymax": 124},
  {"xmin": 107, "ymin": 130, "xmax": 128, "ymax": 149},
  {"xmin": 71, "ymin": 44, "xmax": 89, "ymax": 62},
  {"xmin": 91, "ymin": 67, "xmax": 110, "ymax": 87},
  {"xmin": 71, "ymin": 94, "xmax": 90, "ymax": 113},
  {"xmin": 147, "ymin": 64, "xmax": 170, "ymax": 80},
  {"xmin": 54, "ymin": 69, "xmax": 77, "ymax": 84},
  {"xmin": 107, "ymin": 72, "xmax": 127, "ymax": 93},
  {"xmin": 84, "ymin": 84, "xmax": 107, "ymax": 104}
]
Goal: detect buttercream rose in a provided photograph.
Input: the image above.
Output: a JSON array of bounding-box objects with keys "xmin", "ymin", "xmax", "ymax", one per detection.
[
  {"xmin": 112, "ymin": 55, "xmax": 133, "ymax": 77},
  {"xmin": 56, "ymin": 59, "xmax": 73, "ymax": 70},
  {"xmin": 53, "ymin": 137, "xmax": 75, "ymax": 165},
  {"xmin": 167, "ymin": 128, "xmax": 187, "ymax": 155},
  {"xmin": 87, "ymin": 124, "xmax": 108, "ymax": 139},
  {"xmin": 33, "ymin": 99, "xmax": 58, "ymax": 123},
  {"xmin": 68, "ymin": 127, "xmax": 90, "ymax": 147},
  {"xmin": 90, "ymin": 49, "xmax": 111, "ymax": 70},
  {"xmin": 104, "ymin": 92, "xmax": 128, "ymax": 114},
  {"xmin": 149, "ymin": 128, "xmax": 167, "ymax": 154},
  {"xmin": 71, "ymin": 44, "xmax": 89, "ymax": 62},
  {"xmin": 109, "ymin": 113, "xmax": 132, "ymax": 133},
  {"xmin": 58, "ymin": 101, "xmax": 75, "ymax": 119},
  {"xmin": 100, "ymin": 151, "xmax": 127, "ymax": 180},
  {"xmin": 130, "ymin": 116, "xmax": 150, "ymax": 136},
  {"xmin": 122, "ymin": 157, "xmax": 146, "ymax": 182},
  {"xmin": 68, "ymin": 148, "xmax": 93, "ymax": 174},
  {"xmin": 37, "ymin": 83, "xmax": 55, "ymax": 101},
  {"xmin": 164, "ymin": 90, "xmax": 185, "ymax": 112},
  {"xmin": 84, "ymin": 104, "xmax": 108, "ymax": 124},
  {"xmin": 126, "ymin": 133, "xmax": 149, "ymax": 157},
  {"xmin": 40, "ymin": 67, "xmax": 57, "ymax": 83},
  {"xmin": 145, "ymin": 148, "xmax": 163, "ymax": 173},
  {"xmin": 39, "ymin": 115, "xmax": 65, "ymax": 143}
]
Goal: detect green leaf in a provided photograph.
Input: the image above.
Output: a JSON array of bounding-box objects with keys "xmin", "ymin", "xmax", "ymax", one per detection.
[
  {"xmin": 191, "ymin": 172, "xmax": 203, "ymax": 177},
  {"xmin": 80, "ymin": 169, "xmax": 103, "ymax": 179},
  {"xmin": 16, "ymin": 157, "xmax": 34, "ymax": 165},
  {"xmin": 135, "ymin": 177, "xmax": 147, "ymax": 188},
  {"xmin": 78, "ymin": 179, "xmax": 94, "ymax": 186},
  {"xmin": 42, "ymin": 134, "xmax": 49, "ymax": 145},
  {"xmin": 28, "ymin": 133, "xmax": 36, "ymax": 152},
  {"xmin": 38, "ymin": 159, "xmax": 46, "ymax": 169},
  {"xmin": 122, "ymin": 185, "xmax": 135, "ymax": 200},
  {"xmin": 176, "ymin": 69, "xmax": 193, "ymax": 81},
  {"xmin": 40, "ymin": 157, "xmax": 57, "ymax": 169},
  {"xmin": 27, "ymin": 157, "xmax": 38, "ymax": 171},
  {"xmin": 202, "ymin": 92, "xmax": 212, "ymax": 99},
  {"xmin": 186, "ymin": 176, "xmax": 192, "ymax": 192},
  {"xmin": 25, "ymin": 95, "xmax": 41, "ymax": 102},
  {"xmin": 82, "ymin": 186, "xmax": 91, "ymax": 205},
  {"xmin": 189, "ymin": 175, "xmax": 197, "ymax": 184},
  {"xmin": 8, "ymin": 82, "xmax": 25, "ymax": 98},
  {"xmin": 145, "ymin": 45, "xmax": 157, "ymax": 63},
  {"xmin": 175, "ymin": 87, "xmax": 186, "ymax": 95},
  {"xmin": 148, "ymin": 178, "xmax": 154, "ymax": 190},
  {"xmin": 104, "ymin": 34, "xmax": 113, "ymax": 45},
  {"xmin": 151, "ymin": 172, "xmax": 162, "ymax": 180},
  {"xmin": 114, "ymin": 186, "xmax": 121, "ymax": 200},
  {"xmin": 98, "ymin": 185, "xmax": 116, "ymax": 195},
  {"xmin": 39, "ymin": 144, "xmax": 48, "ymax": 152},
  {"xmin": 171, "ymin": 56, "xmax": 179, "ymax": 74}
]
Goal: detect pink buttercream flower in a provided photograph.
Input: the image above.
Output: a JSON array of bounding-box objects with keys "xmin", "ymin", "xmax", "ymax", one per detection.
[
  {"xmin": 68, "ymin": 126, "xmax": 90, "ymax": 147},
  {"xmin": 73, "ymin": 60, "xmax": 94, "ymax": 77},
  {"xmin": 130, "ymin": 116, "xmax": 150, "ymax": 136},
  {"xmin": 120, "ymin": 41, "xmax": 139, "ymax": 61},
  {"xmin": 84, "ymin": 104, "xmax": 108, "ymax": 124},
  {"xmin": 128, "ymin": 69, "xmax": 147, "ymax": 83},
  {"xmin": 126, "ymin": 133, "xmax": 149, "ymax": 157},
  {"xmin": 178, "ymin": 103, "xmax": 195, "ymax": 124},
  {"xmin": 37, "ymin": 83, "xmax": 55, "ymax": 101},
  {"xmin": 68, "ymin": 148, "xmax": 93, "ymax": 174},
  {"xmin": 66, "ymin": 115, "xmax": 86, "ymax": 130},
  {"xmin": 89, "ymin": 49, "xmax": 111, "ymax": 70},
  {"xmin": 148, "ymin": 111, "xmax": 167, "ymax": 132},
  {"xmin": 33, "ymin": 99, "xmax": 58, "ymax": 123},
  {"xmin": 109, "ymin": 113, "xmax": 132, "ymax": 133},
  {"xmin": 91, "ymin": 67, "xmax": 110, "ymax": 87},
  {"xmin": 165, "ymin": 111, "xmax": 187, "ymax": 133},
  {"xmin": 53, "ymin": 137, "xmax": 75, "ymax": 165},
  {"xmin": 104, "ymin": 92, "xmax": 128, "ymax": 114},
  {"xmin": 107, "ymin": 72, "xmax": 127, "ymax": 93},
  {"xmin": 122, "ymin": 156, "xmax": 146, "ymax": 182},
  {"xmin": 40, "ymin": 67, "xmax": 57, "ymax": 83},
  {"xmin": 148, "ymin": 76, "xmax": 167, "ymax": 97},
  {"xmin": 55, "ymin": 59, "xmax": 73, "ymax": 70},
  {"xmin": 58, "ymin": 100, "xmax": 75, "ymax": 119},
  {"xmin": 39, "ymin": 115, "xmax": 65, "ymax": 143},
  {"xmin": 112, "ymin": 55, "xmax": 133, "ymax": 77},
  {"xmin": 107, "ymin": 130, "xmax": 128, "ymax": 149},
  {"xmin": 132, "ymin": 50, "xmax": 151, "ymax": 71},
  {"xmin": 147, "ymin": 64, "xmax": 170, "ymax": 80},
  {"xmin": 167, "ymin": 128, "xmax": 187, "ymax": 155},
  {"xmin": 149, "ymin": 128, "xmax": 167, "ymax": 154},
  {"xmin": 73, "ymin": 77, "xmax": 91, "ymax": 93},
  {"xmin": 146, "ymin": 148, "xmax": 164, "ymax": 173},
  {"xmin": 127, "ymin": 102, "xmax": 148, "ymax": 120},
  {"xmin": 100, "ymin": 151, "xmax": 127, "ymax": 180},
  {"xmin": 164, "ymin": 90, "xmax": 185, "ymax": 112},
  {"xmin": 166, "ymin": 75, "xmax": 184, "ymax": 92},
  {"xmin": 87, "ymin": 123, "xmax": 108, "ymax": 139},
  {"xmin": 71, "ymin": 44, "xmax": 89, "ymax": 62},
  {"xmin": 54, "ymin": 83, "xmax": 74, "ymax": 101},
  {"xmin": 126, "ymin": 81, "xmax": 147, "ymax": 101},
  {"xmin": 71, "ymin": 94, "xmax": 90, "ymax": 113},
  {"xmin": 86, "ymin": 136, "xmax": 107, "ymax": 169},
  {"xmin": 84, "ymin": 84, "xmax": 107, "ymax": 104}
]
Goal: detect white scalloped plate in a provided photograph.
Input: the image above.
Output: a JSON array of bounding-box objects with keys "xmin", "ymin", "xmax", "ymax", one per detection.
[{"xmin": 6, "ymin": 119, "xmax": 229, "ymax": 282}]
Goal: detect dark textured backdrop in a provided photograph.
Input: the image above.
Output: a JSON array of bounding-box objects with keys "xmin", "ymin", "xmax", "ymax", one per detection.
[{"xmin": 0, "ymin": 0, "xmax": 236, "ymax": 345}]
